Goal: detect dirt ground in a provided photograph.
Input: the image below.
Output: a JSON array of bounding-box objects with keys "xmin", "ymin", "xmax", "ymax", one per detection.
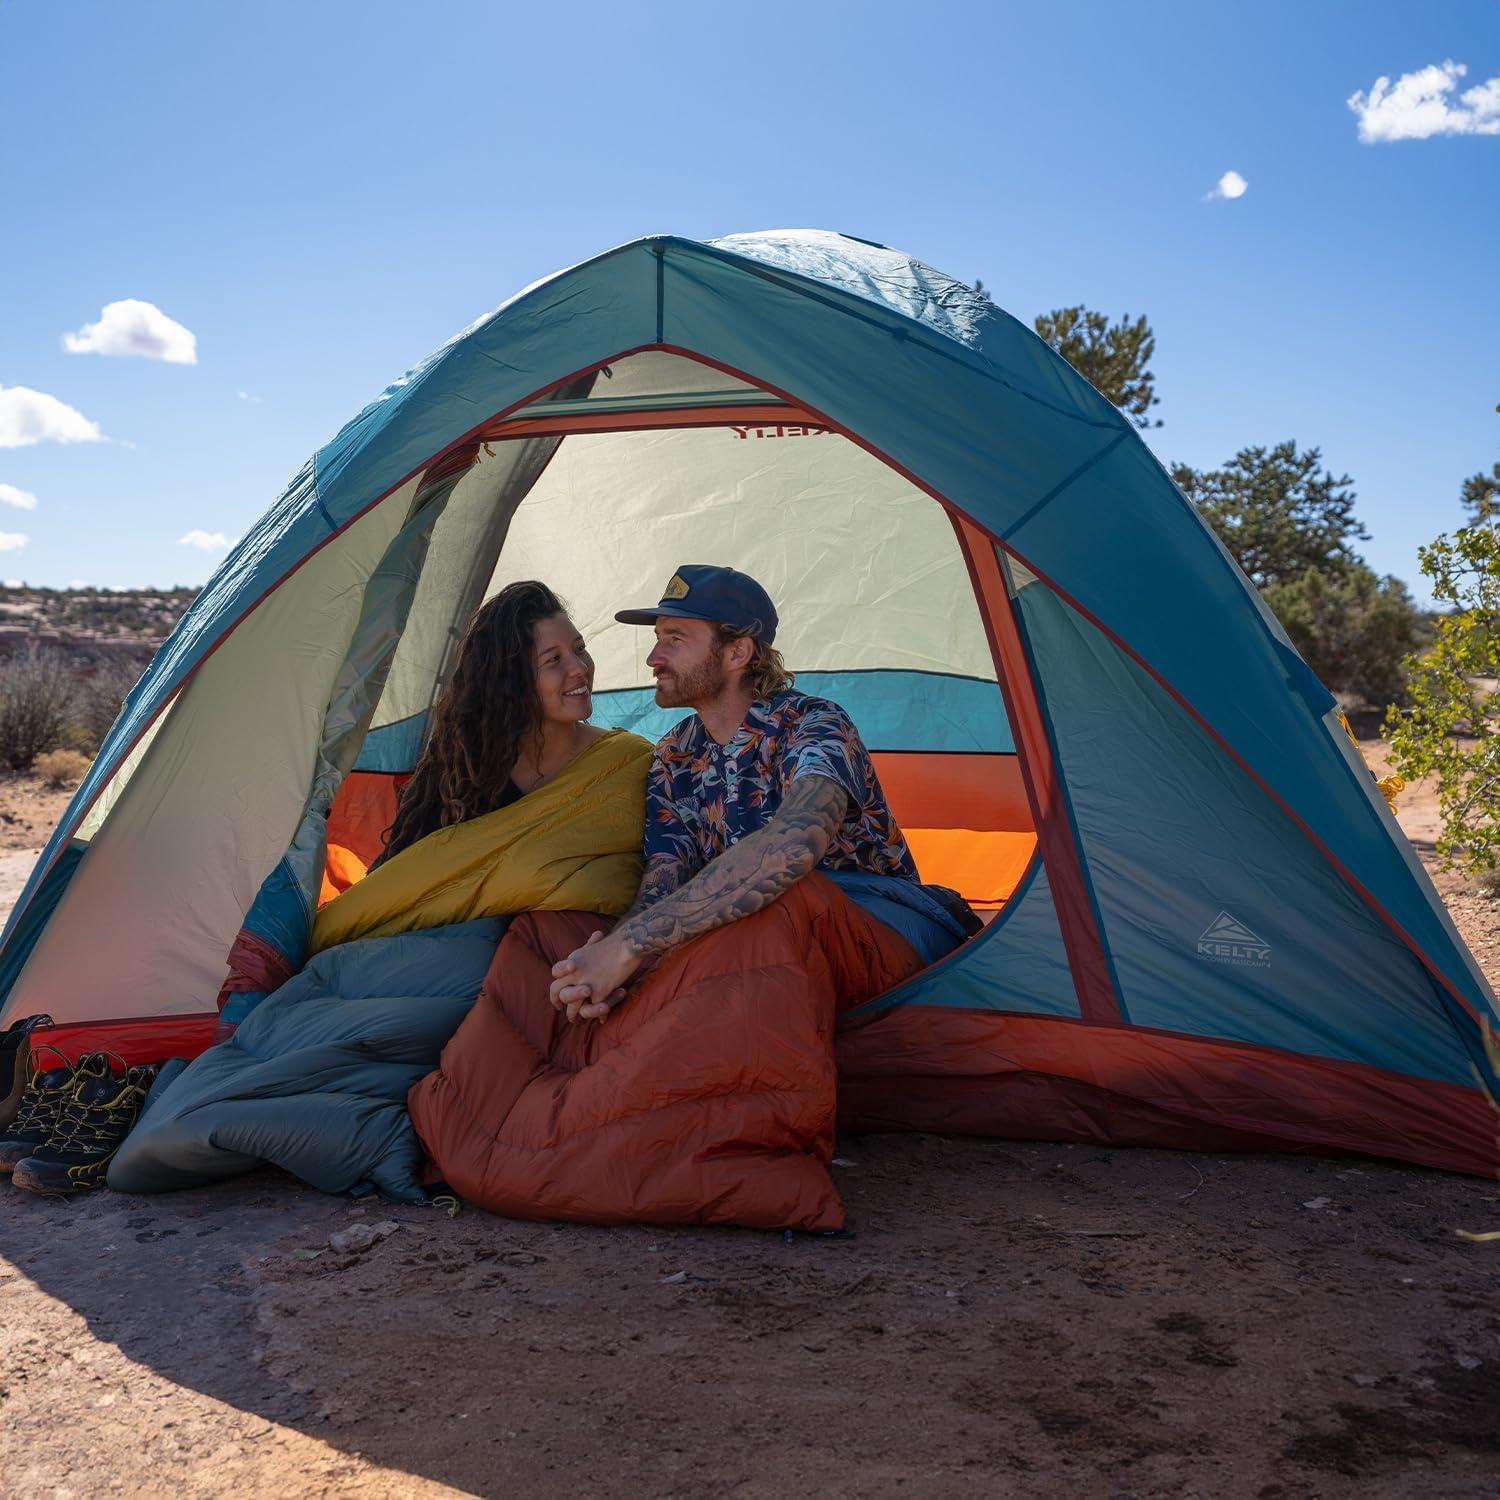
[
  {"xmin": 0, "ymin": 772, "xmax": 73, "ymax": 852},
  {"xmin": 1, "ymin": 750, "xmax": 1497, "ymax": 1499}
]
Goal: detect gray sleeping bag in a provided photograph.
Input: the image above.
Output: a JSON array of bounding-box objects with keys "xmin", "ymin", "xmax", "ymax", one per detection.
[{"xmin": 108, "ymin": 918, "xmax": 506, "ymax": 1202}]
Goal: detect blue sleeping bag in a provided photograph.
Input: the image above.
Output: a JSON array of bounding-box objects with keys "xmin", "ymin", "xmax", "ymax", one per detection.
[{"xmin": 108, "ymin": 919, "xmax": 505, "ymax": 1202}]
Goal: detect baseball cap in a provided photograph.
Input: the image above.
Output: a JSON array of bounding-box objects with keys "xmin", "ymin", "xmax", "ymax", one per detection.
[{"xmin": 614, "ymin": 564, "xmax": 778, "ymax": 644}]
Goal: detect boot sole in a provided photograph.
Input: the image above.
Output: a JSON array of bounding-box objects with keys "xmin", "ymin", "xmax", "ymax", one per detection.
[{"xmin": 10, "ymin": 1158, "xmax": 94, "ymax": 1197}]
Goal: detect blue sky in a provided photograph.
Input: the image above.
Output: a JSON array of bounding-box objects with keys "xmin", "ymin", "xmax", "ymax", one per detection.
[{"xmin": 0, "ymin": 0, "xmax": 1496, "ymax": 601}]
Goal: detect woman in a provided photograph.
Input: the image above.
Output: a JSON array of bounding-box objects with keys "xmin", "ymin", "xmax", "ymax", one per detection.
[
  {"xmin": 376, "ymin": 580, "xmax": 619, "ymax": 867},
  {"xmin": 310, "ymin": 581, "xmax": 653, "ymax": 949},
  {"xmin": 107, "ymin": 582, "xmax": 653, "ymax": 1201}
]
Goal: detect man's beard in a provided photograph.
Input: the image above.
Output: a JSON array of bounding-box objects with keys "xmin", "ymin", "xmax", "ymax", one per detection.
[{"xmin": 653, "ymin": 646, "xmax": 728, "ymax": 708}]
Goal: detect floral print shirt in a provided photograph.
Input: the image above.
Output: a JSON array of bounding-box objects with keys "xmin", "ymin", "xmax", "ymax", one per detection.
[{"xmin": 644, "ymin": 690, "xmax": 920, "ymax": 884}]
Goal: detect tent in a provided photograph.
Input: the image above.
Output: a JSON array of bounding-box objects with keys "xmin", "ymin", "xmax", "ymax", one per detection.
[{"xmin": 2, "ymin": 229, "xmax": 1495, "ymax": 1176}]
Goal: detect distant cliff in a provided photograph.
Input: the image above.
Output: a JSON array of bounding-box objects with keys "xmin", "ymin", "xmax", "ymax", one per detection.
[{"xmin": 0, "ymin": 586, "xmax": 196, "ymax": 659}]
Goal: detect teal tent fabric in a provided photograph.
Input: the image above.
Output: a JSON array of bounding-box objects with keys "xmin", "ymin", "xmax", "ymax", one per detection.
[
  {"xmin": 853, "ymin": 857, "xmax": 1080, "ymax": 1022},
  {"xmin": 1007, "ymin": 575, "xmax": 1480, "ymax": 1086}
]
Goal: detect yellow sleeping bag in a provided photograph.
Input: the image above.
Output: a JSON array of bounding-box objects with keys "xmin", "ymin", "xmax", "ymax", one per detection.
[{"xmin": 309, "ymin": 728, "xmax": 652, "ymax": 954}]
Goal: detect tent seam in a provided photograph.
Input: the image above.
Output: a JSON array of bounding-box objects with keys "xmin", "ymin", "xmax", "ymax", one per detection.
[{"xmin": 1002, "ymin": 431, "xmax": 1130, "ymax": 540}]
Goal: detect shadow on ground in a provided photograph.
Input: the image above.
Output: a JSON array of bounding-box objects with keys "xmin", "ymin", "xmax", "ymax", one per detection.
[{"xmin": 2, "ymin": 1135, "xmax": 1498, "ymax": 1497}]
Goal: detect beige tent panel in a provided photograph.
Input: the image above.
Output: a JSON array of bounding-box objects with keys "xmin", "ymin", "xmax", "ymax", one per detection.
[
  {"xmin": 4, "ymin": 483, "xmax": 415, "ymax": 1024},
  {"xmin": 490, "ymin": 425, "xmax": 993, "ymax": 692}
]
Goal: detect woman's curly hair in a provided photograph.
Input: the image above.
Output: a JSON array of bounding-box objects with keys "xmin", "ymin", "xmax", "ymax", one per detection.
[{"xmin": 376, "ymin": 580, "xmax": 566, "ymax": 864}]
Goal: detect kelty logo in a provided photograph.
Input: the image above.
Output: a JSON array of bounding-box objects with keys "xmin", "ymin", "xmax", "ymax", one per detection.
[
  {"xmin": 728, "ymin": 424, "xmax": 832, "ymax": 440},
  {"xmin": 1196, "ymin": 911, "xmax": 1271, "ymax": 968}
]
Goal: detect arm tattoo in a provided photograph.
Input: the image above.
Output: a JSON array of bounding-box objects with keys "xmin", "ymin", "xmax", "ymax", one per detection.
[
  {"xmin": 612, "ymin": 777, "xmax": 848, "ymax": 960},
  {"xmin": 617, "ymin": 855, "xmax": 689, "ymax": 925}
]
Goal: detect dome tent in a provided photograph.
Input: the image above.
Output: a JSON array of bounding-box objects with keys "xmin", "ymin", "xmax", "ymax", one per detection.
[{"xmin": 1, "ymin": 229, "xmax": 1494, "ymax": 1175}]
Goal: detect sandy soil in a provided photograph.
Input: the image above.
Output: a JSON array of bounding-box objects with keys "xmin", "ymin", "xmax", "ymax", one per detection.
[
  {"xmin": 0, "ymin": 773, "xmax": 74, "ymax": 853},
  {"xmin": 1, "ymin": 749, "xmax": 1497, "ymax": 1499}
]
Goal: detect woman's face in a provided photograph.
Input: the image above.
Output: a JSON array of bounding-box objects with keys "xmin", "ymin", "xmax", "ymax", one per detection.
[{"xmin": 530, "ymin": 612, "xmax": 594, "ymax": 727}]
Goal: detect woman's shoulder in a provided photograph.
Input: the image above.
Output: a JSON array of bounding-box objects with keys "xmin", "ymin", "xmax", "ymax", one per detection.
[
  {"xmin": 580, "ymin": 725, "xmax": 655, "ymax": 762},
  {"xmin": 584, "ymin": 724, "xmax": 651, "ymax": 745}
]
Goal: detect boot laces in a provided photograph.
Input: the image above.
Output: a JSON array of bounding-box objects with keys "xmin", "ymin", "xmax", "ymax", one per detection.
[
  {"xmin": 49, "ymin": 1070, "xmax": 147, "ymax": 1151},
  {"xmin": 8, "ymin": 1045, "xmax": 75, "ymax": 1134}
]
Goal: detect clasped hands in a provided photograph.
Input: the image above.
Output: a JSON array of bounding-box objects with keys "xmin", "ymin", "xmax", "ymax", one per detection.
[{"xmin": 549, "ymin": 929, "xmax": 638, "ymax": 1023}]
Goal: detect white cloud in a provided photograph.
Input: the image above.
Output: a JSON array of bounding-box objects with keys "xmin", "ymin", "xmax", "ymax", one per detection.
[
  {"xmin": 0, "ymin": 386, "xmax": 102, "ymax": 448},
  {"xmin": 67, "ymin": 578, "xmax": 88, "ymax": 590},
  {"xmin": 63, "ymin": 298, "xmax": 198, "ymax": 364},
  {"xmin": 1205, "ymin": 170, "xmax": 1249, "ymax": 200},
  {"xmin": 2, "ymin": 578, "xmax": 22, "ymax": 588},
  {"xmin": 236, "ymin": 390, "xmax": 263, "ymax": 404},
  {"xmin": 1348, "ymin": 60, "xmax": 1500, "ymax": 143},
  {"xmin": 177, "ymin": 529, "xmax": 231, "ymax": 551},
  {"xmin": 0, "ymin": 483, "xmax": 38, "ymax": 511},
  {"xmin": 0, "ymin": 533, "xmax": 29, "ymax": 553}
]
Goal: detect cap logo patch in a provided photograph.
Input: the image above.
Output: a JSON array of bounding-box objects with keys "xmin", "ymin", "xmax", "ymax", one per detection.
[{"xmin": 663, "ymin": 573, "xmax": 690, "ymax": 600}]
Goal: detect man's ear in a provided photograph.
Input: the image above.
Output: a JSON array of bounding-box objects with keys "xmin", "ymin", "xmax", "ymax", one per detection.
[{"xmin": 726, "ymin": 634, "xmax": 755, "ymax": 672}]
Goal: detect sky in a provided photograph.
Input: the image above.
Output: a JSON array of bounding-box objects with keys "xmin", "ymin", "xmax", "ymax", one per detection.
[{"xmin": 0, "ymin": 0, "xmax": 1496, "ymax": 601}]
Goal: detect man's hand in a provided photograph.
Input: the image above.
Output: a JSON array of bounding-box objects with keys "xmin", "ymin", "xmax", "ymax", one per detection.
[
  {"xmin": 550, "ymin": 930, "xmax": 635, "ymax": 1022},
  {"xmin": 547, "ymin": 778, "xmax": 846, "ymax": 1021}
]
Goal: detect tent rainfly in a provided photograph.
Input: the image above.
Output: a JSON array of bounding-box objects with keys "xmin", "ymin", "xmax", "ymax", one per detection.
[{"xmin": 2, "ymin": 229, "xmax": 1495, "ymax": 1175}]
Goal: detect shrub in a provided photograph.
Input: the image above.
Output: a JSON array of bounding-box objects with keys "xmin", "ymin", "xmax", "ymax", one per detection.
[
  {"xmin": 1261, "ymin": 562, "xmax": 1423, "ymax": 709},
  {"xmin": 70, "ymin": 656, "xmax": 144, "ymax": 753},
  {"xmin": 32, "ymin": 748, "xmax": 91, "ymax": 788},
  {"xmin": 0, "ymin": 644, "xmax": 78, "ymax": 771},
  {"xmin": 1385, "ymin": 520, "xmax": 1500, "ymax": 879}
]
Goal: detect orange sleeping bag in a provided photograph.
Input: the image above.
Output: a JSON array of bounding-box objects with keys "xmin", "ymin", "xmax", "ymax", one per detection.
[{"xmin": 407, "ymin": 874, "xmax": 923, "ymax": 1231}]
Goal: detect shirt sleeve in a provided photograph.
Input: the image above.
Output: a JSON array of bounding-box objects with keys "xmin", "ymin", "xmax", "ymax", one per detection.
[
  {"xmin": 642, "ymin": 747, "xmax": 704, "ymax": 879},
  {"xmin": 776, "ymin": 700, "xmax": 867, "ymax": 809}
]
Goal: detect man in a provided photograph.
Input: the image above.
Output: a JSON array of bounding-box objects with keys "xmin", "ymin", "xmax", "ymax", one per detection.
[{"xmin": 549, "ymin": 563, "xmax": 931, "ymax": 1021}]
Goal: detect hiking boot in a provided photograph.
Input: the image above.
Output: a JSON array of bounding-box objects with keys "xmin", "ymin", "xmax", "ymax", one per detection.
[
  {"xmin": 12, "ymin": 1061, "xmax": 157, "ymax": 1197},
  {"xmin": 0, "ymin": 1013, "xmax": 54, "ymax": 1129},
  {"xmin": 0, "ymin": 1046, "xmax": 79, "ymax": 1173}
]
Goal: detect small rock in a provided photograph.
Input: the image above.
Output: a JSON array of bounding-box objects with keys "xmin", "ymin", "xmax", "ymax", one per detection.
[
  {"xmin": 1302, "ymin": 1197, "xmax": 1331, "ymax": 1210},
  {"xmin": 659, "ymin": 1270, "xmax": 688, "ymax": 1285},
  {"xmin": 1455, "ymin": 1353, "xmax": 1481, "ymax": 1371},
  {"xmin": 502, "ymin": 1250, "xmax": 541, "ymax": 1267},
  {"xmin": 327, "ymin": 1220, "xmax": 399, "ymax": 1255},
  {"xmin": 831, "ymin": 1157, "xmax": 858, "ymax": 1167},
  {"xmin": 1348, "ymin": 1373, "xmax": 1378, "ymax": 1387}
]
